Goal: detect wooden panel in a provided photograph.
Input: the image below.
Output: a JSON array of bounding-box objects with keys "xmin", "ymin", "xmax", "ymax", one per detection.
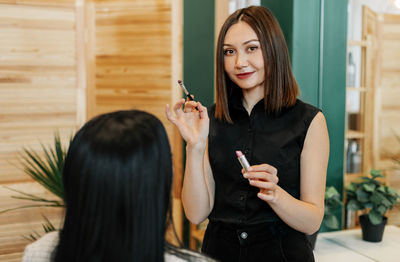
[
  {"xmin": 0, "ymin": 3, "xmax": 78, "ymax": 182},
  {"xmin": 374, "ymin": 13, "xmax": 400, "ymax": 169},
  {"xmin": 0, "ymin": 0, "xmax": 184, "ymax": 259},
  {"xmin": 87, "ymin": 0, "xmax": 183, "ymax": 243},
  {"xmin": 372, "ymin": 12, "xmax": 400, "ymax": 226},
  {"xmin": 0, "ymin": 0, "xmax": 75, "ymax": 8},
  {"xmin": 88, "ymin": 1, "xmax": 174, "ymax": 118},
  {"xmin": 0, "ymin": 183, "xmax": 64, "ymax": 260},
  {"xmin": 0, "ymin": 2, "xmax": 79, "ymax": 259}
]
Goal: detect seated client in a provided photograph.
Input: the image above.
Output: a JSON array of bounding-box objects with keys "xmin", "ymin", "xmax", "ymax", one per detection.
[{"xmin": 23, "ymin": 109, "xmax": 215, "ymax": 262}]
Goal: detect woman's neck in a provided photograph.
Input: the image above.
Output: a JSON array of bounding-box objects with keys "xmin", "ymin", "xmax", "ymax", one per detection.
[{"xmin": 242, "ymin": 86, "xmax": 264, "ymax": 115}]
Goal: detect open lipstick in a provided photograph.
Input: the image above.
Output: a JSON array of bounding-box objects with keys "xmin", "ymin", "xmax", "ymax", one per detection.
[
  {"xmin": 178, "ymin": 80, "xmax": 194, "ymax": 101},
  {"xmin": 236, "ymin": 150, "xmax": 250, "ymax": 172}
]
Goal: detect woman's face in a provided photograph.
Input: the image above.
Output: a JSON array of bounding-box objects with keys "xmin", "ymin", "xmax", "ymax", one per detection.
[{"xmin": 223, "ymin": 21, "xmax": 265, "ymax": 91}]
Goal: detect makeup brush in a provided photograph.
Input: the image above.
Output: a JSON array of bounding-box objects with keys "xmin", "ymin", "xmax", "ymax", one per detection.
[{"xmin": 178, "ymin": 80, "xmax": 194, "ymax": 101}]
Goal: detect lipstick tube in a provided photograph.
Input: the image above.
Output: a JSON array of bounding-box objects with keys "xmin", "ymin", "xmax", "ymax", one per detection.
[{"xmin": 236, "ymin": 150, "xmax": 250, "ymax": 172}]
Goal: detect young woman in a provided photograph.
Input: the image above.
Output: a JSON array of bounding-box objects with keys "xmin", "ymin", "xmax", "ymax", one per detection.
[
  {"xmin": 166, "ymin": 6, "xmax": 329, "ymax": 262},
  {"xmin": 23, "ymin": 110, "xmax": 215, "ymax": 262}
]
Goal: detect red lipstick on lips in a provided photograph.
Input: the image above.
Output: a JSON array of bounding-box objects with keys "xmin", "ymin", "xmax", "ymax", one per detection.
[{"xmin": 236, "ymin": 72, "xmax": 254, "ymax": 79}]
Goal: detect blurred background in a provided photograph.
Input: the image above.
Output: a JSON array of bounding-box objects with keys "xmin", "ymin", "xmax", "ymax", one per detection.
[{"xmin": 0, "ymin": 0, "xmax": 399, "ymax": 260}]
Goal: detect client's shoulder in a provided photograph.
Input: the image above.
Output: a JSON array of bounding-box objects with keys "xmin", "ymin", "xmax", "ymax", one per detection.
[{"xmin": 22, "ymin": 231, "xmax": 59, "ymax": 262}]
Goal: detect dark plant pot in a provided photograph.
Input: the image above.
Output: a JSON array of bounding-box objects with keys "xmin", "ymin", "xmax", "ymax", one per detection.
[
  {"xmin": 306, "ymin": 231, "xmax": 319, "ymax": 250},
  {"xmin": 359, "ymin": 214, "xmax": 387, "ymax": 242}
]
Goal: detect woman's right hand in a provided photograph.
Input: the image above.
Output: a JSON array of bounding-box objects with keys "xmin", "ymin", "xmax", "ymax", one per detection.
[{"xmin": 165, "ymin": 98, "xmax": 209, "ymax": 149}]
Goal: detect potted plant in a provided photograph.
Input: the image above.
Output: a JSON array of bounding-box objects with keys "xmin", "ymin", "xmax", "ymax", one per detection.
[
  {"xmin": 1, "ymin": 134, "xmax": 68, "ymax": 240},
  {"xmin": 346, "ymin": 169, "xmax": 400, "ymax": 242},
  {"xmin": 307, "ymin": 186, "xmax": 343, "ymax": 249}
]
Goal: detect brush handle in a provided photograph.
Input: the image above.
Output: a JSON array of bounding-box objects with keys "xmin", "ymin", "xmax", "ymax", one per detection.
[{"xmin": 186, "ymin": 93, "xmax": 194, "ymax": 101}]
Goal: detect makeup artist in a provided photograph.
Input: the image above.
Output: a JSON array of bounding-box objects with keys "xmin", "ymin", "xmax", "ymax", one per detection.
[{"xmin": 166, "ymin": 6, "xmax": 329, "ymax": 262}]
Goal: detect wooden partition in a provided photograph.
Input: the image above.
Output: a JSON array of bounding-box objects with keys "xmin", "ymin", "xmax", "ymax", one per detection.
[
  {"xmin": 371, "ymin": 12, "xmax": 400, "ymax": 225},
  {"xmin": 0, "ymin": 1, "xmax": 79, "ymax": 260},
  {"xmin": 0, "ymin": 0, "xmax": 183, "ymax": 260},
  {"xmin": 86, "ymin": 0, "xmax": 183, "ymax": 243},
  {"xmin": 372, "ymin": 13, "xmax": 400, "ymax": 170}
]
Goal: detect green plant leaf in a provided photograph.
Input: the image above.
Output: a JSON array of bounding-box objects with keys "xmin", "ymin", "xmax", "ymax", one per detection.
[
  {"xmin": 368, "ymin": 210, "xmax": 383, "ymax": 225},
  {"xmin": 370, "ymin": 191, "xmax": 385, "ymax": 204},
  {"xmin": 325, "ymin": 186, "xmax": 339, "ymax": 198},
  {"xmin": 387, "ymin": 187, "xmax": 399, "ymax": 196},
  {"xmin": 0, "ymin": 204, "xmax": 63, "ymax": 214},
  {"xmin": 41, "ymin": 215, "xmax": 56, "ymax": 233},
  {"xmin": 0, "ymin": 132, "xmax": 68, "ymax": 216},
  {"xmin": 3, "ymin": 186, "xmax": 63, "ymax": 206},
  {"xmin": 381, "ymin": 197, "xmax": 393, "ymax": 208},
  {"xmin": 377, "ymin": 205, "xmax": 387, "ymax": 215},
  {"xmin": 356, "ymin": 188, "xmax": 369, "ymax": 202},
  {"xmin": 362, "ymin": 183, "xmax": 376, "ymax": 192},
  {"xmin": 364, "ymin": 203, "xmax": 374, "ymax": 209},
  {"xmin": 19, "ymin": 133, "xmax": 66, "ymax": 201},
  {"xmin": 346, "ymin": 183, "xmax": 356, "ymax": 192},
  {"xmin": 347, "ymin": 199, "xmax": 362, "ymax": 211},
  {"xmin": 370, "ymin": 169, "xmax": 384, "ymax": 179},
  {"xmin": 22, "ymin": 230, "xmax": 41, "ymax": 242},
  {"xmin": 324, "ymin": 214, "xmax": 339, "ymax": 229},
  {"xmin": 377, "ymin": 185, "xmax": 386, "ymax": 193}
]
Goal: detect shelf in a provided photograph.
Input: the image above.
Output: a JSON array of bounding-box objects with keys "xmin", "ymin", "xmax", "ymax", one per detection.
[
  {"xmin": 346, "ymin": 130, "xmax": 365, "ymax": 139},
  {"xmin": 348, "ymin": 40, "xmax": 371, "ymax": 47},
  {"xmin": 345, "ymin": 172, "xmax": 362, "ymax": 176},
  {"xmin": 346, "ymin": 87, "xmax": 368, "ymax": 92},
  {"xmin": 344, "ymin": 173, "xmax": 363, "ymax": 186}
]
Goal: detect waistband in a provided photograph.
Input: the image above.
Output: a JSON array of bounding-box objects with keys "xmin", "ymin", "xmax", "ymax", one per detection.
[{"xmin": 206, "ymin": 219, "xmax": 296, "ymax": 246}]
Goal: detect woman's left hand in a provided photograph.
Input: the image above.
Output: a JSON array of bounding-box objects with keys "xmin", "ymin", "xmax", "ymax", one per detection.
[{"xmin": 242, "ymin": 164, "xmax": 280, "ymax": 203}]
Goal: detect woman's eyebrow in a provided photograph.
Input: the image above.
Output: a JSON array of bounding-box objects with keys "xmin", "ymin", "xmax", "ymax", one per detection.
[{"xmin": 223, "ymin": 39, "xmax": 260, "ymax": 46}]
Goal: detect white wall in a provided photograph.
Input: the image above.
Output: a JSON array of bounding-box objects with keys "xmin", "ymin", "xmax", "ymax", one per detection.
[{"xmin": 346, "ymin": 0, "xmax": 400, "ymax": 112}]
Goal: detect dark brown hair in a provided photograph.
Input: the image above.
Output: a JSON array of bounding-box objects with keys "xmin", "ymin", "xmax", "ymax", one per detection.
[{"xmin": 215, "ymin": 6, "xmax": 299, "ymax": 123}]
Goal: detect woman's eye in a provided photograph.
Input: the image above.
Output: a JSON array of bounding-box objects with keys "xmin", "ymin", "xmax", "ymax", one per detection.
[
  {"xmin": 223, "ymin": 49, "xmax": 235, "ymax": 55},
  {"xmin": 248, "ymin": 46, "xmax": 258, "ymax": 52}
]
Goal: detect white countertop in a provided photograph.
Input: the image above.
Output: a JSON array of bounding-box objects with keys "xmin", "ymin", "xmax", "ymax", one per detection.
[{"xmin": 313, "ymin": 225, "xmax": 400, "ymax": 262}]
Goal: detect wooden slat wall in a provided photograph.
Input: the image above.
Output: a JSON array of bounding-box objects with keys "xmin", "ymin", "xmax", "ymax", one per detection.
[
  {"xmin": 87, "ymin": 0, "xmax": 183, "ymax": 243},
  {"xmin": 0, "ymin": 2, "xmax": 79, "ymax": 182},
  {"xmin": 0, "ymin": 0, "xmax": 183, "ymax": 260},
  {"xmin": 0, "ymin": 1, "xmax": 79, "ymax": 260},
  {"xmin": 374, "ymin": 13, "xmax": 400, "ymax": 170},
  {"xmin": 373, "ymin": 13, "xmax": 400, "ymax": 225}
]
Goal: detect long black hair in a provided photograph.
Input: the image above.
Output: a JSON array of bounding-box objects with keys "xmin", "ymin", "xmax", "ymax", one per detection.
[{"xmin": 54, "ymin": 110, "xmax": 172, "ymax": 262}]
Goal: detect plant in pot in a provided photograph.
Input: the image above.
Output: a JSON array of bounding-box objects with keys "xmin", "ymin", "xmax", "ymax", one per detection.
[
  {"xmin": 307, "ymin": 186, "xmax": 343, "ymax": 249},
  {"xmin": 0, "ymin": 134, "xmax": 68, "ymax": 240},
  {"xmin": 346, "ymin": 169, "xmax": 400, "ymax": 242}
]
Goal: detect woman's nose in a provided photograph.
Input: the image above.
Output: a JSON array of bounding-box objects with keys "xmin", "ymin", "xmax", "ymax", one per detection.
[{"xmin": 235, "ymin": 52, "xmax": 248, "ymax": 69}]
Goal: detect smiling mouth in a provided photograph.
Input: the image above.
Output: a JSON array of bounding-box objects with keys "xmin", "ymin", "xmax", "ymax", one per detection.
[{"xmin": 236, "ymin": 72, "xmax": 254, "ymax": 79}]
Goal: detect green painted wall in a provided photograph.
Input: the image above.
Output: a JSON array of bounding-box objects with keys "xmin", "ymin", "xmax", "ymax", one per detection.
[
  {"xmin": 183, "ymin": 0, "xmax": 215, "ymax": 247},
  {"xmin": 183, "ymin": 0, "xmax": 215, "ymax": 107},
  {"xmin": 292, "ymin": 0, "xmax": 321, "ymax": 106},
  {"xmin": 262, "ymin": 0, "xmax": 348, "ymax": 230},
  {"xmin": 320, "ymin": 0, "xmax": 348, "ymax": 231},
  {"xmin": 262, "ymin": 0, "xmax": 321, "ymax": 105},
  {"xmin": 259, "ymin": 0, "xmax": 294, "ymax": 55}
]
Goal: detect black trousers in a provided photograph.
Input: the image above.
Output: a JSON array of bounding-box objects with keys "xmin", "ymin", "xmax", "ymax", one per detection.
[{"xmin": 201, "ymin": 220, "xmax": 315, "ymax": 262}]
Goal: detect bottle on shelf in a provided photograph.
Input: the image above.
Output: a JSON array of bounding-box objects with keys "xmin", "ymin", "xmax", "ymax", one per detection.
[
  {"xmin": 347, "ymin": 52, "xmax": 356, "ymax": 87},
  {"xmin": 346, "ymin": 139, "xmax": 362, "ymax": 173}
]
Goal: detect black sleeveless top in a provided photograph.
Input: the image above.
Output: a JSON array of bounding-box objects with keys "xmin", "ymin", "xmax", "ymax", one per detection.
[{"xmin": 207, "ymin": 96, "xmax": 320, "ymax": 225}]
